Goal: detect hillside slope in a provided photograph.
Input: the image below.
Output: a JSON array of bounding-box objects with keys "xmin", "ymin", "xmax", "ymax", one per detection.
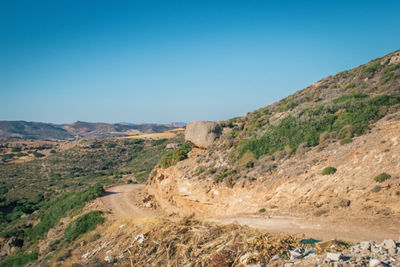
[
  {"xmin": 0, "ymin": 121, "xmax": 178, "ymax": 140},
  {"xmin": 146, "ymin": 50, "xmax": 400, "ymax": 237}
]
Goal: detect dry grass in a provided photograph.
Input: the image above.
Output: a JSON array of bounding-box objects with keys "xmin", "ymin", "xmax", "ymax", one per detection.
[
  {"xmin": 63, "ymin": 216, "xmax": 350, "ymax": 266},
  {"xmin": 121, "ymin": 128, "xmax": 185, "ymax": 140},
  {"xmin": 124, "ymin": 217, "xmax": 300, "ymax": 266}
]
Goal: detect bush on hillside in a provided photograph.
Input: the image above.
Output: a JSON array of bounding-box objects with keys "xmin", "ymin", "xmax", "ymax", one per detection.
[
  {"xmin": 160, "ymin": 143, "xmax": 191, "ymax": 168},
  {"xmin": 363, "ymin": 62, "xmax": 381, "ymax": 73},
  {"xmin": 237, "ymin": 94, "xmax": 400, "ymax": 159},
  {"xmin": 340, "ymin": 138, "xmax": 353, "ymax": 145},
  {"xmin": 64, "ymin": 210, "xmax": 104, "ymax": 241},
  {"xmin": 322, "ymin": 167, "xmax": 337, "ymax": 175},
  {"xmin": 0, "ymin": 252, "xmax": 38, "ymax": 267},
  {"xmin": 374, "ymin": 173, "xmax": 391, "ymax": 183},
  {"xmin": 33, "ymin": 151, "xmax": 45, "ymax": 158},
  {"xmin": 11, "ymin": 147, "xmax": 21, "ymax": 153},
  {"xmin": 28, "ymin": 184, "xmax": 104, "ymax": 241}
]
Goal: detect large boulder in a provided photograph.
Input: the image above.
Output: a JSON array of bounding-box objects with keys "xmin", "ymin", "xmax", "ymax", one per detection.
[{"xmin": 184, "ymin": 121, "xmax": 221, "ymax": 149}]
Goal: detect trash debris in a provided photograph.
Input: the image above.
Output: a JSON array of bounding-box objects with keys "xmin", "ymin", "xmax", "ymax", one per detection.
[
  {"xmin": 300, "ymin": 238, "xmax": 321, "ymax": 245},
  {"xmin": 132, "ymin": 234, "xmax": 145, "ymax": 244},
  {"xmin": 326, "ymin": 252, "xmax": 342, "ymax": 261},
  {"xmin": 270, "ymin": 255, "xmax": 279, "ymax": 261},
  {"xmin": 289, "ymin": 248, "xmax": 303, "ymax": 259},
  {"xmin": 303, "ymin": 247, "xmax": 315, "ymax": 256}
]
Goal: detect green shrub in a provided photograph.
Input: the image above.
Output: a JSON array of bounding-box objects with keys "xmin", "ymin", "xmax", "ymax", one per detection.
[
  {"xmin": 11, "ymin": 147, "xmax": 21, "ymax": 153},
  {"xmin": 278, "ymin": 101, "xmax": 298, "ymax": 112},
  {"xmin": 50, "ymin": 173, "xmax": 61, "ymax": 179},
  {"xmin": 64, "ymin": 211, "xmax": 104, "ymax": 241},
  {"xmin": 363, "ymin": 62, "xmax": 381, "ymax": 73},
  {"xmin": 33, "ymin": 151, "xmax": 45, "ymax": 158},
  {"xmin": 2, "ymin": 153, "xmax": 15, "ymax": 162},
  {"xmin": 245, "ymin": 160, "xmax": 255, "ymax": 168},
  {"xmin": 344, "ymin": 82, "xmax": 356, "ymax": 88},
  {"xmin": 28, "ymin": 184, "xmax": 104, "ymax": 241},
  {"xmin": 340, "ymin": 138, "xmax": 353, "ymax": 145},
  {"xmin": 0, "ymin": 252, "xmax": 38, "ymax": 267},
  {"xmin": 160, "ymin": 143, "xmax": 191, "ymax": 168},
  {"xmin": 322, "ymin": 167, "xmax": 337, "ymax": 175},
  {"xmin": 374, "ymin": 173, "xmax": 391, "ymax": 183},
  {"xmin": 381, "ymin": 63, "xmax": 400, "ymax": 84},
  {"xmin": 214, "ymin": 170, "xmax": 235, "ymax": 184},
  {"xmin": 91, "ymin": 232, "xmax": 101, "ymax": 241},
  {"xmin": 332, "ymin": 93, "xmax": 367, "ymax": 104},
  {"xmin": 258, "ymin": 208, "xmax": 266, "ymax": 213},
  {"xmin": 237, "ymin": 94, "xmax": 400, "ymax": 159},
  {"xmin": 152, "ymin": 139, "xmax": 168, "ymax": 146},
  {"xmin": 49, "ymin": 239, "xmax": 61, "ymax": 251}
]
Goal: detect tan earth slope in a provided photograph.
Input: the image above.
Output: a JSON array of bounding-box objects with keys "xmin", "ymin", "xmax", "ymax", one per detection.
[{"xmin": 146, "ymin": 112, "xmax": 400, "ymax": 242}]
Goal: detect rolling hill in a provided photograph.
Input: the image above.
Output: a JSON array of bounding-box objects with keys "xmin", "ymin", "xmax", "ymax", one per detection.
[{"xmin": 0, "ymin": 120, "xmax": 181, "ymax": 140}]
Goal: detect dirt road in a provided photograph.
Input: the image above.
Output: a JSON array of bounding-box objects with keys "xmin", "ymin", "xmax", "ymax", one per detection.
[
  {"xmin": 210, "ymin": 215, "xmax": 399, "ymax": 242},
  {"xmin": 100, "ymin": 184, "xmax": 398, "ymax": 242},
  {"xmin": 99, "ymin": 184, "xmax": 156, "ymax": 217}
]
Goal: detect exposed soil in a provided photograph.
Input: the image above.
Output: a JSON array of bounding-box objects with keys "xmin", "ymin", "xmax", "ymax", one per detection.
[
  {"xmin": 99, "ymin": 184, "xmax": 398, "ymax": 243},
  {"xmin": 99, "ymin": 184, "xmax": 157, "ymax": 217},
  {"xmin": 145, "ymin": 113, "xmax": 400, "ymax": 243}
]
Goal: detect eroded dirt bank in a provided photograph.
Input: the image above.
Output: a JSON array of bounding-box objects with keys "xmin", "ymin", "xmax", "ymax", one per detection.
[{"xmin": 145, "ymin": 115, "xmax": 400, "ymax": 242}]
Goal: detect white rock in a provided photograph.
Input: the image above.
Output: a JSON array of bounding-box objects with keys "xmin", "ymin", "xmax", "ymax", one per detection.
[
  {"xmin": 369, "ymin": 258, "xmax": 381, "ymax": 267},
  {"xmin": 239, "ymin": 252, "xmax": 256, "ymax": 264},
  {"xmin": 326, "ymin": 252, "xmax": 342, "ymax": 261},
  {"xmin": 119, "ymin": 224, "xmax": 126, "ymax": 229},
  {"xmin": 104, "ymin": 255, "xmax": 113, "ymax": 263},
  {"xmin": 166, "ymin": 143, "xmax": 180, "ymax": 149},
  {"xmin": 382, "ymin": 239, "xmax": 396, "ymax": 250},
  {"xmin": 270, "ymin": 255, "xmax": 279, "ymax": 261},
  {"xmin": 304, "ymin": 253, "xmax": 317, "ymax": 259},
  {"xmin": 82, "ymin": 252, "xmax": 90, "ymax": 259},
  {"xmin": 133, "ymin": 234, "xmax": 145, "ymax": 244},
  {"xmin": 360, "ymin": 241, "xmax": 371, "ymax": 250},
  {"xmin": 289, "ymin": 250, "xmax": 302, "ymax": 259}
]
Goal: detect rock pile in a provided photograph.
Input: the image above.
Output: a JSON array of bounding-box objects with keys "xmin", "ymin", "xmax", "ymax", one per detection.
[{"xmin": 281, "ymin": 238, "xmax": 400, "ymax": 266}]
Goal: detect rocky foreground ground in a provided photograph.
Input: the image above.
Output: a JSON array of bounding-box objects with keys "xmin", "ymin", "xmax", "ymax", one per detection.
[{"xmin": 276, "ymin": 238, "xmax": 400, "ymax": 267}]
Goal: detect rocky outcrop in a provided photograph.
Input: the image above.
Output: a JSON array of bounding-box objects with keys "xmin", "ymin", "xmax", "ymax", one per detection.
[{"xmin": 184, "ymin": 121, "xmax": 221, "ymax": 149}]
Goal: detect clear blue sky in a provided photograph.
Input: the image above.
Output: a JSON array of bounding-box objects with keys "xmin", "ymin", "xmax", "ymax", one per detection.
[{"xmin": 1, "ymin": 0, "xmax": 399, "ymax": 124}]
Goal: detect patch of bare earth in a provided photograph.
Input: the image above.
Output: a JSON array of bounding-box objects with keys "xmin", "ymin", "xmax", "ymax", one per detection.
[{"xmin": 146, "ymin": 113, "xmax": 400, "ymax": 242}]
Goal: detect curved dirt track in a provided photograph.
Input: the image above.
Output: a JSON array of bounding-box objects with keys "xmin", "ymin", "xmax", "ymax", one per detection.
[
  {"xmin": 100, "ymin": 184, "xmax": 156, "ymax": 217},
  {"xmin": 100, "ymin": 184, "xmax": 398, "ymax": 242}
]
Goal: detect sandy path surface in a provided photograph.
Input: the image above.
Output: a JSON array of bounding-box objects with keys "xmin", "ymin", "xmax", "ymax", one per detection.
[
  {"xmin": 100, "ymin": 184, "xmax": 398, "ymax": 242},
  {"xmin": 210, "ymin": 216, "xmax": 399, "ymax": 242},
  {"xmin": 99, "ymin": 184, "xmax": 156, "ymax": 217}
]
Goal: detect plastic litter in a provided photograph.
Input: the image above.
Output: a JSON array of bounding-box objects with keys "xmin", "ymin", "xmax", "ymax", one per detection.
[{"xmin": 300, "ymin": 238, "xmax": 321, "ymax": 245}]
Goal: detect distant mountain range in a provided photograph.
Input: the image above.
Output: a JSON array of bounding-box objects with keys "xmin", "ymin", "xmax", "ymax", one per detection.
[{"xmin": 0, "ymin": 120, "xmax": 185, "ymax": 140}]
